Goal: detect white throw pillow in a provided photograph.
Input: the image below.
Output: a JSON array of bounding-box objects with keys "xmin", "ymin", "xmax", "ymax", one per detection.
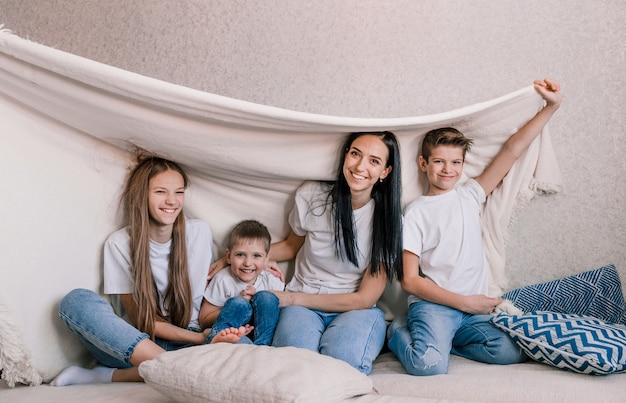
[{"xmin": 139, "ymin": 343, "xmax": 374, "ymax": 402}]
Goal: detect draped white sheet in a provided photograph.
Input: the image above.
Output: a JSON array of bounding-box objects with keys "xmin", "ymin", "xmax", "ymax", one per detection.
[{"xmin": 0, "ymin": 29, "xmax": 561, "ymax": 380}]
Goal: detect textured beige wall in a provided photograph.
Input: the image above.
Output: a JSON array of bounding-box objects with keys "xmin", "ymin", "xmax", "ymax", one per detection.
[{"xmin": 2, "ymin": 0, "xmax": 625, "ymax": 289}]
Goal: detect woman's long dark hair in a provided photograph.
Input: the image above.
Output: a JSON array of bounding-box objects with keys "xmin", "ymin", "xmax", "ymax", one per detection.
[{"xmin": 329, "ymin": 131, "xmax": 403, "ymax": 281}]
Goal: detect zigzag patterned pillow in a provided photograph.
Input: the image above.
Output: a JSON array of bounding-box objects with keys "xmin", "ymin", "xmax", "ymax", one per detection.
[{"xmin": 491, "ymin": 312, "xmax": 626, "ymax": 375}]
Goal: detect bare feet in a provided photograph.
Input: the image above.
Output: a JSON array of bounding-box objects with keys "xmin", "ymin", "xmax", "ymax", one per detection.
[
  {"xmin": 211, "ymin": 325, "xmax": 253, "ymax": 344},
  {"xmin": 212, "ymin": 326, "xmax": 245, "ymax": 343}
]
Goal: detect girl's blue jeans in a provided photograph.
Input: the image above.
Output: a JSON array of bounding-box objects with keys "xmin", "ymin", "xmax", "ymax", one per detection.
[
  {"xmin": 272, "ymin": 305, "xmax": 386, "ymax": 375},
  {"xmin": 57, "ymin": 288, "xmax": 203, "ymax": 368},
  {"xmin": 387, "ymin": 300, "xmax": 527, "ymax": 376},
  {"xmin": 206, "ymin": 291, "xmax": 279, "ymax": 345}
]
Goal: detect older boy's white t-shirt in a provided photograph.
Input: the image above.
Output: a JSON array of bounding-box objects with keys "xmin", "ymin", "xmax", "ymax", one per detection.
[
  {"xmin": 204, "ymin": 267, "xmax": 285, "ymax": 306},
  {"xmin": 403, "ymin": 179, "xmax": 489, "ymax": 306},
  {"xmin": 285, "ymin": 181, "xmax": 373, "ymax": 294},
  {"xmin": 104, "ymin": 218, "xmax": 213, "ymax": 329}
]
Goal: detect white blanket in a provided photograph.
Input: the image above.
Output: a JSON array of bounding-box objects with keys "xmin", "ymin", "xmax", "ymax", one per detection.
[{"xmin": 0, "ymin": 30, "xmax": 561, "ymax": 381}]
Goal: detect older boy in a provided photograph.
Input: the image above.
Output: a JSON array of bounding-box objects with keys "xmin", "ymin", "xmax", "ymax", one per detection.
[
  {"xmin": 200, "ymin": 220, "xmax": 284, "ymax": 345},
  {"xmin": 388, "ymin": 79, "xmax": 562, "ymax": 375}
]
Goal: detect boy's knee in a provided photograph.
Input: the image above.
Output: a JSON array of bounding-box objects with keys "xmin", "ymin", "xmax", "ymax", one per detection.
[
  {"xmin": 405, "ymin": 345, "xmax": 448, "ymax": 376},
  {"xmin": 252, "ymin": 290, "xmax": 278, "ymax": 305},
  {"xmin": 224, "ymin": 296, "xmax": 252, "ymax": 312}
]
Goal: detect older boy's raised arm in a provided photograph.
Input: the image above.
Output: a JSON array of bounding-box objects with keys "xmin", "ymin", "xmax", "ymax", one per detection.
[{"xmin": 476, "ymin": 78, "xmax": 562, "ymax": 196}]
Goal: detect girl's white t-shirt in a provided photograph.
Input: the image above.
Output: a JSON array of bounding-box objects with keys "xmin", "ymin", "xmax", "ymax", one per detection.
[
  {"xmin": 104, "ymin": 218, "xmax": 213, "ymax": 329},
  {"xmin": 285, "ymin": 181, "xmax": 374, "ymax": 295}
]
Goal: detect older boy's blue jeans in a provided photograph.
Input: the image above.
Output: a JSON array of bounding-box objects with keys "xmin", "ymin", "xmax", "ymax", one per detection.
[
  {"xmin": 207, "ymin": 291, "xmax": 279, "ymax": 345},
  {"xmin": 272, "ymin": 305, "xmax": 386, "ymax": 375},
  {"xmin": 387, "ymin": 300, "xmax": 527, "ymax": 376},
  {"xmin": 57, "ymin": 288, "xmax": 205, "ymax": 369}
]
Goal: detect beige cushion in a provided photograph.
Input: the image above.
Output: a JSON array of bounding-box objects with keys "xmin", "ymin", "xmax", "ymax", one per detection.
[{"xmin": 138, "ymin": 343, "xmax": 373, "ymax": 402}]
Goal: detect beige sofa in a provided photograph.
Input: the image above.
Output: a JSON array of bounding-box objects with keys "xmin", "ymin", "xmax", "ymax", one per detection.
[
  {"xmin": 3, "ymin": 347, "xmax": 626, "ymax": 402},
  {"xmin": 3, "ymin": 265, "xmax": 626, "ymax": 402}
]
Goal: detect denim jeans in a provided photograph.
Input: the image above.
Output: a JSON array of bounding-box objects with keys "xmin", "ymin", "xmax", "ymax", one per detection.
[
  {"xmin": 207, "ymin": 291, "xmax": 279, "ymax": 345},
  {"xmin": 272, "ymin": 305, "xmax": 386, "ymax": 375},
  {"xmin": 387, "ymin": 300, "xmax": 526, "ymax": 376},
  {"xmin": 57, "ymin": 288, "xmax": 202, "ymax": 368}
]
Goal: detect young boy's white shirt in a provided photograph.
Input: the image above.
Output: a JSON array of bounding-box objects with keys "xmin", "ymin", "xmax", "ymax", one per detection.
[
  {"xmin": 403, "ymin": 178, "xmax": 489, "ymax": 307},
  {"xmin": 204, "ymin": 267, "xmax": 285, "ymax": 307}
]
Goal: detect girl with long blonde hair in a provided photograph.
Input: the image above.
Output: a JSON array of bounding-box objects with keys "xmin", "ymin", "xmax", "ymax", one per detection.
[{"xmin": 52, "ymin": 154, "xmax": 244, "ymax": 386}]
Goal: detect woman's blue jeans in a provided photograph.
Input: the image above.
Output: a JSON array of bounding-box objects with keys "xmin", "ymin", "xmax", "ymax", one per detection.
[
  {"xmin": 57, "ymin": 288, "xmax": 202, "ymax": 368},
  {"xmin": 387, "ymin": 300, "xmax": 527, "ymax": 376},
  {"xmin": 207, "ymin": 291, "xmax": 279, "ymax": 345},
  {"xmin": 272, "ymin": 305, "xmax": 386, "ymax": 375}
]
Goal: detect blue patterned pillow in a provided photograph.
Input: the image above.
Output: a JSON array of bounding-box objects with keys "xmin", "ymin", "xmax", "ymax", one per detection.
[
  {"xmin": 502, "ymin": 264, "xmax": 626, "ymax": 325},
  {"xmin": 491, "ymin": 312, "xmax": 626, "ymax": 375}
]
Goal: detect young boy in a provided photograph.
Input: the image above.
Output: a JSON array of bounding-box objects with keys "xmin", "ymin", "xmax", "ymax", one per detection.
[
  {"xmin": 200, "ymin": 219, "xmax": 285, "ymax": 345},
  {"xmin": 388, "ymin": 78, "xmax": 562, "ymax": 376}
]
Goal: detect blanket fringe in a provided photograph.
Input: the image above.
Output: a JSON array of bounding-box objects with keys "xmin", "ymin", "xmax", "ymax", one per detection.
[
  {"xmin": 511, "ymin": 180, "xmax": 561, "ymax": 222},
  {"xmin": 0, "ymin": 298, "xmax": 42, "ymax": 387},
  {"xmin": 530, "ymin": 181, "xmax": 562, "ymax": 196}
]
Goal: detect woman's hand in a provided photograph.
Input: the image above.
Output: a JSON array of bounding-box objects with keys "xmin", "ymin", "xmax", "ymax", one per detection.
[
  {"xmin": 264, "ymin": 260, "xmax": 285, "ymax": 282},
  {"xmin": 271, "ymin": 268, "xmax": 386, "ymax": 312},
  {"xmin": 271, "ymin": 290, "xmax": 294, "ymax": 307}
]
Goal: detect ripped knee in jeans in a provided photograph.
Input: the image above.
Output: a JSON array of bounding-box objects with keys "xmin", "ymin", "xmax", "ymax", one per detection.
[{"xmin": 422, "ymin": 345, "xmax": 442, "ymax": 369}]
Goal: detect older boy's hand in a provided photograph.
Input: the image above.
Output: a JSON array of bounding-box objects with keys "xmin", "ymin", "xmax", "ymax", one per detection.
[
  {"xmin": 461, "ymin": 294, "xmax": 504, "ymax": 315},
  {"xmin": 533, "ymin": 78, "xmax": 562, "ymax": 108}
]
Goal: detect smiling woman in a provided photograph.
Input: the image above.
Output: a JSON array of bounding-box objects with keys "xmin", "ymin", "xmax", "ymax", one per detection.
[
  {"xmin": 342, "ymin": 134, "xmax": 393, "ymax": 209},
  {"xmin": 265, "ymin": 131, "xmax": 403, "ymax": 375}
]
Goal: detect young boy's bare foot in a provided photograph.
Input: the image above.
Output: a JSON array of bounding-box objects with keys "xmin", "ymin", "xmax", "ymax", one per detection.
[{"xmin": 211, "ymin": 326, "xmax": 252, "ymax": 344}]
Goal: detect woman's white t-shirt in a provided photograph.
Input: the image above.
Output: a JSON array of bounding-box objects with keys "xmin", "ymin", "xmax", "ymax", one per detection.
[
  {"xmin": 285, "ymin": 181, "xmax": 374, "ymax": 295},
  {"xmin": 103, "ymin": 218, "xmax": 213, "ymax": 329}
]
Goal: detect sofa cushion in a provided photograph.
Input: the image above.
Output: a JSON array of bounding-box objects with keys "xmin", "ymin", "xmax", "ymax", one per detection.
[
  {"xmin": 491, "ymin": 311, "xmax": 626, "ymax": 375},
  {"xmin": 138, "ymin": 343, "xmax": 373, "ymax": 402},
  {"xmin": 502, "ymin": 264, "xmax": 626, "ymax": 324}
]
